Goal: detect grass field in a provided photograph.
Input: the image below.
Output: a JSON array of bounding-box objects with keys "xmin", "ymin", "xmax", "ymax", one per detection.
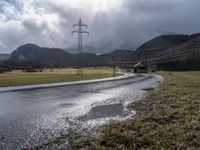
[
  {"xmin": 0, "ymin": 68, "xmax": 115, "ymax": 87},
  {"xmin": 69, "ymin": 71, "xmax": 200, "ymax": 149}
]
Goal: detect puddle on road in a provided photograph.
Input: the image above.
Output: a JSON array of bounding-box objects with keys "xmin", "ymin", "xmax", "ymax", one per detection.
[
  {"xmin": 142, "ymin": 87, "xmax": 155, "ymax": 91},
  {"xmin": 78, "ymin": 103, "xmax": 131, "ymax": 121}
]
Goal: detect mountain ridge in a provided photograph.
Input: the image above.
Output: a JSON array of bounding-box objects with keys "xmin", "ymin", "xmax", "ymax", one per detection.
[
  {"xmin": 135, "ymin": 33, "xmax": 200, "ymax": 56},
  {"xmin": 7, "ymin": 33, "xmax": 200, "ymax": 69},
  {"xmin": 9, "ymin": 43, "xmax": 134, "ymax": 67}
]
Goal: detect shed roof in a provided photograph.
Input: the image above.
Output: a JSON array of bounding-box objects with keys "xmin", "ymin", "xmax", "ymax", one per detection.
[{"xmin": 133, "ymin": 63, "xmax": 146, "ymax": 68}]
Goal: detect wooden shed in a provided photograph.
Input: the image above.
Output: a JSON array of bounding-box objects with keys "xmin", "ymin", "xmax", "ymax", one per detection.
[{"xmin": 133, "ymin": 63, "xmax": 148, "ymax": 73}]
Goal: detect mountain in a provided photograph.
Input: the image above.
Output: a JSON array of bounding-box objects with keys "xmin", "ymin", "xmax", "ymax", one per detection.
[
  {"xmin": 65, "ymin": 36, "xmax": 138, "ymax": 54},
  {"xmin": 134, "ymin": 33, "xmax": 200, "ymax": 70},
  {"xmin": 10, "ymin": 43, "xmax": 76, "ymax": 66},
  {"xmin": 65, "ymin": 45, "xmax": 98, "ymax": 54},
  {"xmin": 100, "ymin": 49, "xmax": 135, "ymax": 60},
  {"xmin": 8, "ymin": 33, "xmax": 200, "ymax": 70},
  {"xmin": 88, "ymin": 37, "xmax": 137, "ymax": 54},
  {"xmin": 0, "ymin": 54, "xmax": 10, "ymax": 61},
  {"xmin": 135, "ymin": 33, "xmax": 200, "ymax": 56},
  {"xmin": 9, "ymin": 43, "xmax": 133, "ymax": 67},
  {"xmin": 66, "ymin": 34, "xmax": 200, "ymax": 55}
]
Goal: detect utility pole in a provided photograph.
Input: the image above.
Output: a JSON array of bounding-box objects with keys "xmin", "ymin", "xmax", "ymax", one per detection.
[
  {"xmin": 72, "ymin": 18, "xmax": 89, "ymax": 75},
  {"xmin": 112, "ymin": 56, "xmax": 117, "ymax": 76}
]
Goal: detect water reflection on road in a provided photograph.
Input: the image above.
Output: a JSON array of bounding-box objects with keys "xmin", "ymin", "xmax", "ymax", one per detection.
[{"xmin": 0, "ymin": 74, "xmax": 163, "ymax": 149}]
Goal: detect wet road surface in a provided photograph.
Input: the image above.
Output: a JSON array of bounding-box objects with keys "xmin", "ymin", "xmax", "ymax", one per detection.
[{"xmin": 0, "ymin": 74, "xmax": 163, "ymax": 149}]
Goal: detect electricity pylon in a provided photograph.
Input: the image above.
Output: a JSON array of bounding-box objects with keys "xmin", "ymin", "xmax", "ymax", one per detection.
[{"xmin": 72, "ymin": 18, "xmax": 89, "ymax": 75}]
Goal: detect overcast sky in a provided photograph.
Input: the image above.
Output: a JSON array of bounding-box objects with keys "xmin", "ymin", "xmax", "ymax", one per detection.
[{"xmin": 0, "ymin": 0, "xmax": 200, "ymax": 53}]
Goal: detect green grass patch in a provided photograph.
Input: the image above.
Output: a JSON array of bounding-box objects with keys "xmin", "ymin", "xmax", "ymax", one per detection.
[
  {"xmin": 69, "ymin": 71, "xmax": 200, "ymax": 149},
  {"xmin": 0, "ymin": 68, "xmax": 116, "ymax": 87}
]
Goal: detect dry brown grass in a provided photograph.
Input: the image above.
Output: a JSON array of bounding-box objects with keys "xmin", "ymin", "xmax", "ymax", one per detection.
[
  {"xmin": 69, "ymin": 71, "xmax": 200, "ymax": 149},
  {"xmin": 0, "ymin": 67, "xmax": 115, "ymax": 87}
]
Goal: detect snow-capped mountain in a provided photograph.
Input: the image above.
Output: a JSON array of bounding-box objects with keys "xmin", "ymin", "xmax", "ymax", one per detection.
[{"xmin": 65, "ymin": 36, "xmax": 140, "ymax": 54}]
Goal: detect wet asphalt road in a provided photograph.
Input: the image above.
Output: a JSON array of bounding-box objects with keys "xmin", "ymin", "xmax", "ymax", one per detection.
[{"xmin": 0, "ymin": 74, "xmax": 163, "ymax": 149}]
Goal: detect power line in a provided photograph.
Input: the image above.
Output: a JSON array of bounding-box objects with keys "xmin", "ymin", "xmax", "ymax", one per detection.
[
  {"xmin": 72, "ymin": 18, "xmax": 89, "ymax": 75},
  {"xmin": 107, "ymin": 43, "xmax": 200, "ymax": 67}
]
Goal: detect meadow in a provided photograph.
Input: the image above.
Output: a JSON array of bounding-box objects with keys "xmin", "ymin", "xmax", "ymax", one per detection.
[{"xmin": 0, "ymin": 68, "xmax": 115, "ymax": 87}]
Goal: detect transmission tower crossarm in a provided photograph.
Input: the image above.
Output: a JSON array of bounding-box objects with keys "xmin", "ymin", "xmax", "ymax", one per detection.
[
  {"xmin": 73, "ymin": 23, "xmax": 87, "ymax": 28},
  {"xmin": 72, "ymin": 30, "xmax": 89, "ymax": 35},
  {"xmin": 80, "ymin": 30, "xmax": 89, "ymax": 35},
  {"xmin": 71, "ymin": 30, "xmax": 79, "ymax": 35},
  {"xmin": 72, "ymin": 29, "xmax": 79, "ymax": 32},
  {"xmin": 73, "ymin": 18, "xmax": 87, "ymax": 29}
]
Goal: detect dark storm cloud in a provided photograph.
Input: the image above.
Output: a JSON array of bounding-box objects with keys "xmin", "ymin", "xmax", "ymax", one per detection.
[
  {"xmin": 0, "ymin": 0, "xmax": 200, "ymax": 53},
  {"xmin": 122, "ymin": 0, "xmax": 200, "ymax": 34}
]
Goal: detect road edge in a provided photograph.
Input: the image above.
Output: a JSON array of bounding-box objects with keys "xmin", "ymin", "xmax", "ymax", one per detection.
[{"xmin": 0, "ymin": 73, "xmax": 138, "ymax": 92}]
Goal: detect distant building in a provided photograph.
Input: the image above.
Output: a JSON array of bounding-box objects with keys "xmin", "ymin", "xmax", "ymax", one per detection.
[{"xmin": 133, "ymin": 63, "xmax": 148, "ymax": 73}]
